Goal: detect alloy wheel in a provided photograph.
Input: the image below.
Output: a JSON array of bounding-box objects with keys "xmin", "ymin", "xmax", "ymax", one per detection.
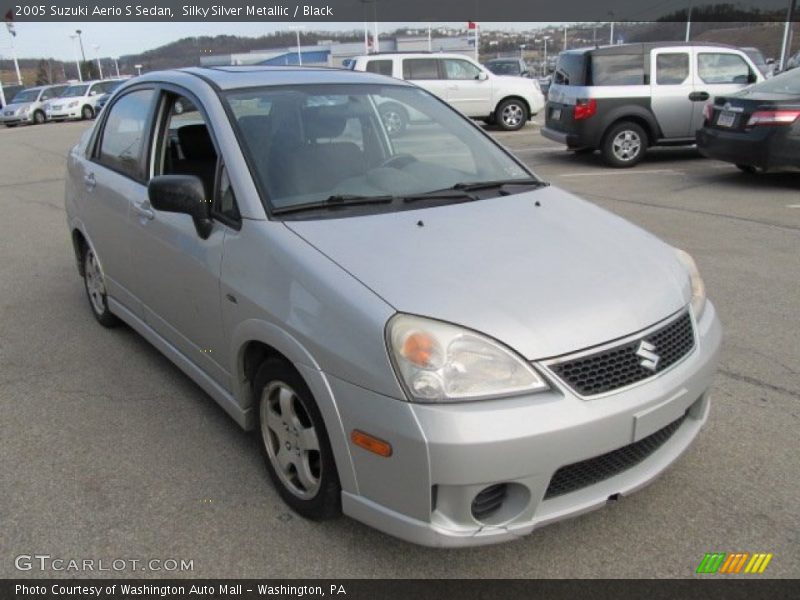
[
  {"xmin": 612, "ymin": 130, "xmax": 642, "ymax": 162},
  {"xmin": 260, "ymin": 381, "xmax": 322, "ymax": 500},
  {"xmin": 502, "ymin": 103, "xmax": 524, "ymax": 128},
  {"xmin": 84, "ymin": 250, "xmax": 107, "ymax": 316}
]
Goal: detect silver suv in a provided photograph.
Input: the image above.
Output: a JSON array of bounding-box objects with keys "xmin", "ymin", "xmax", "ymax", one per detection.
[
  {"xmin": 65, "ymin": 66, "xmax": 721, "ymax": 546},
  {"xmin": 543, "ymin": 42, "xmax": 763, "ymax": 166}
]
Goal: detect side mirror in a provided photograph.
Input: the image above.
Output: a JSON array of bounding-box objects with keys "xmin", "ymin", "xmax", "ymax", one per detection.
[
  {"xmin": 477, "ymin": 71, "xmax": 489, "ymax": 81},
  {"xmin": 148, "ymin": 175, "xmax": 213, "ymax": 238}
]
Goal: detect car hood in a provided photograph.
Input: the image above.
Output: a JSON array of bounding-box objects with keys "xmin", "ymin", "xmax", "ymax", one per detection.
[
  {"xmin": 285, "ymin": 188, "xmax": 691, "ymax": 360},
  {"xmin": 51, "ymin": 95, "xmax": 83, "ymax": 103},
  {"xmin": 4, "ymin": 102, "xmax": 32, "ymax": 111}
]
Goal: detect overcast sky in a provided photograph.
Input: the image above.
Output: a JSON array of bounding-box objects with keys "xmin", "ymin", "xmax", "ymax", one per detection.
[{"xmin": 3, "ymin": 22, "xmax": 563, "ymax": 61}]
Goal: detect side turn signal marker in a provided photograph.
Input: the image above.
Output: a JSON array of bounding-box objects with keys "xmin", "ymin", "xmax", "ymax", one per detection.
[{"xmin": 351, "ymin": 430, "xmax": 393, "ymax": 457}]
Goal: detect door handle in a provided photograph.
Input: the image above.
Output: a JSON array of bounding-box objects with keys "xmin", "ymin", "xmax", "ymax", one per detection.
[
  {"xmin": 133, "ymin": 203, "xmax": 155, "ymax": 221},
  {"xmin": 83, "ymin": 172, "xmax": 96, "ymax": 191},
  {"xmin": 688, "ymin": 91, "xmax": 710, "ymax": 102}
]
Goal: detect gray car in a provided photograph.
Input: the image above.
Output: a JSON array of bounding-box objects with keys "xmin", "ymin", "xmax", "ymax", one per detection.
[
  {"xmin": 65, "ymin": 66, "xmax": 721, "ymax": 547},
  {"xmin": 1, "ymin": 84, "xmax": 68, "ymax": 126}
]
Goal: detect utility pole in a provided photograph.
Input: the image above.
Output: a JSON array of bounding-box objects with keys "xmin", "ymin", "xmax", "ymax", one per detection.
[
  {"xmin": 609, "ymin": 14, "xmax": 615, "ymax": 45},
  {"xmin": 564, "ymin": 26, "xmax": 568, "ymax": 51},
  {"xmin": 685, "ymin": 0, "xmax": 693, "ymax": 41},
  {"xmin": 779, "ymin": 0, "xmax": 797, "ymax": 71},
  {"xmin": 93, "ymin": 44, "xmax": 103, "ymax": 79},
  {"xmin": 113, "ymin": 57, "xmax": 120, "ymax": 77}
]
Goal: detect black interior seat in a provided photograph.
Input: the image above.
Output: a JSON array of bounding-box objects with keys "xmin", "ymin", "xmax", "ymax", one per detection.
[{"xmin": 173, "ymin": 124, "xmax": 217, "ymax": 198}]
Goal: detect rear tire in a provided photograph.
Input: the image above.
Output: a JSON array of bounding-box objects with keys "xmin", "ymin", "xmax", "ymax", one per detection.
[
  {"xmin": 5, "ymin": 123, "xmax": 17, "ymax": 128},
  {"xmin": 601, "ymin": 121, "xmax": 647, "ymax": 168},
  {"xmin": 495, "ymin": 98, "xmax": 528, "ymax": 131},
  {"xmin": 254, "ymin": 357, "xmax": 341, "ymax": 520}
]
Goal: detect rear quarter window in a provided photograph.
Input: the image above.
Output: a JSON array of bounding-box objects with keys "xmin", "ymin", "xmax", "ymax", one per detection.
[
  {"xmin": 589, "ymin": 54, "xmax": 645, "ymax": 86},
  {"xmin": 553, "ymin": 53, "xmax": 587, "ymax": 86}
]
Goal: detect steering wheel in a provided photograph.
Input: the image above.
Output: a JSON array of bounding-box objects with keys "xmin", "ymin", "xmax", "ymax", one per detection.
[{"xmin": 378, "ymin": 153, "xmax": 417, "ymax": 170}]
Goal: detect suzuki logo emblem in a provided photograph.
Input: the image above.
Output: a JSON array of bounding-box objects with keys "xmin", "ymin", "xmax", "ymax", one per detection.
[{"xmin": 636, "ymin": 340, "xmax": 660, "ymax": 372}]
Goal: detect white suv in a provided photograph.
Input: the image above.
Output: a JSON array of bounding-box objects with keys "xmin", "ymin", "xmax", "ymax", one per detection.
[{"xmin": 350, "ymin": 53, "xmax": 545, "ymax": 131}]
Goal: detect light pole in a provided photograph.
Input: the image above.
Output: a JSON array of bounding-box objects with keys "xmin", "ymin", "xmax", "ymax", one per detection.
[
  {"xmin": 69, "ymin": 34, "xmax": 82, "ymax": 81},
  {"xmin": 93, "ymin": 44, "xmax": 104, "ymax": 79},
  {"xmin": 519, "ymin": 44, "xmax": 526, "ymax": 59},
  {"xmin": 542, "ymin": 36, "xmax": 551, "ymax": 76},
  {"xmin": 288, "ymin": 26, "xmax": 305, "ymax": 66},
  {"xmin": 134, "ymin": 64, "xmax": 142, "ymax": 76},
  {"xmin": 608, "ymin": 14, "xmax": 615, "ymax": 45},
  {"xmin": 113, "ymin": 57, "xmax": 120, "ymax": 77},
  {"xmin": 75, "ymin": 29, "xmax": 87, "ymax": 63},
  {"xmin": 779, "ymin": 0, "xmax": 797, "ymax": 71}
]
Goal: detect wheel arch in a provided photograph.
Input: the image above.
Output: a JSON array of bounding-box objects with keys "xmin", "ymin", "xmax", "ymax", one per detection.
[
  {"xmin": 599, "ymin": 108, "xmax": 661, "ymax": 148},
  {"xmin": 233, "ymin": 320, "xmax": 358, "ymax": 492}
]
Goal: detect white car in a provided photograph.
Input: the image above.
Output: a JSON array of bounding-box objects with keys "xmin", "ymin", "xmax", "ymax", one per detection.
[
  {"xmin": 45, "ymin": 79, "xmax": 124, "ymax": 121},
  {"xmin": 350, "ymin": 53, "xmax": 545, "ymax": 131}
]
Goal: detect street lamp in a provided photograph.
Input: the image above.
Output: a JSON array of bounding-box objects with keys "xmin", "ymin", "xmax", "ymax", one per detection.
[
  {"xmin": 93, "ymin": 44, "xmax": 104, "ymax": 79},
  {"xmin": 75, "ymin": 29, "xmax": 87, "ymax": 63},
  {"xmin": 134, "ymin": 64, "xmax": 143, "ymax": 76},
  {"xmin": 112, "ymin": 57, "xmax": 120, "ymax": 78},
  {"xmin": 519, "ymin": 44, "xmax": 526, "ymax": 59},
  {"xmin": 69, "ymin": 34, "xmax": 83, "ymax": 81}
]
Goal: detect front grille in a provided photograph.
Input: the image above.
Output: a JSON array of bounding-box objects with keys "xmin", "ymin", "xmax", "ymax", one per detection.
[
  {"xmin": 550, "ymin": 312, "xmax": 694, "ymax": 397},
  {"xmin": 544, "ymin": 413, "xmax": 687, "ymax": 499},
  {"xmin": 471, "ymin": 484, "xmax": 507, "ymax": 521}
]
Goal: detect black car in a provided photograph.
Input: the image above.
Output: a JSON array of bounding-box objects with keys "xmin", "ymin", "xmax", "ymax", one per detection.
[
  {"xmin": 93, "ymin": 79, "xmax": 126, "ymax": 117},
  {"xmin": 484, "ymin": 58, "xmax": 533, "ymax": 78},
  {"xmin": 697, "ymin": 68, "xmax": 800, "ymax": 173}
]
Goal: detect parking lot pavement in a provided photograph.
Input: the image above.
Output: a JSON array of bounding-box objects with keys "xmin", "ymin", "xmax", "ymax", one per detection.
[{"xmin": 1, "ymin": 120, "xmax": 798, "ymax": 579}]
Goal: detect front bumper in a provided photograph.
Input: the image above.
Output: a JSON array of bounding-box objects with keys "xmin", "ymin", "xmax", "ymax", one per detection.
[
  {"xmin": 47, "ymin": 108, "xmax": 81, "ymax": 121},
  {"xmin": 325, "ymin": 303, "xmax": 722, "ymax": 547},
  {"xmin": 1, "ymin": 113, "xmax": 31, "ymax": 125}
]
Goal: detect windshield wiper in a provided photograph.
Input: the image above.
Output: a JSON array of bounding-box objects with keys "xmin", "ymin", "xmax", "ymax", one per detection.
[
  {"xmin": 450, "ymin": 177, "xmax": 549, "ymax": 192},
  {"xmin": 402, "ymin": 178, "xmax": 548, "ymax": 204},
  {"xmin": 273, "ymin": 194, "xmax": 395, "ymax": 215}
]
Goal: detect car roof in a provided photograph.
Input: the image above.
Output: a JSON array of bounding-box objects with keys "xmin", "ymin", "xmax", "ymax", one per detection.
[
  {"xmin": 166, "ymin": 66, "xmax": 413, "ymax": 90},
  {"xmin": 563, "ymin": 41, "xmax": 740, "ymax": 56}
]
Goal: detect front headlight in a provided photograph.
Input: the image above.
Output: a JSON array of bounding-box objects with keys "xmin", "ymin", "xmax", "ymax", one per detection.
[
  {"xmin": 675, "ymin": 249, "xmax": 707, "ymax": 318},
  {"xmin": 386, "ymin": 314, "xmax": 548, "ymax": 403},
  {"xmin": 19, "ymin": 106, "xmax": 29, "ymax": 115}
]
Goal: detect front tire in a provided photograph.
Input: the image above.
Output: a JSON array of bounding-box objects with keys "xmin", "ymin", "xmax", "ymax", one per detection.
[
  {"xmin": 254, "ymin": 357, "xmax": 341, "ymax": 520},
  {"xmin": 495, "ymin": 98, "xmax": 528, "ymax": 131},
  {"xmin": 83, "ymin": 247, "xmax": 119, "ymax": 328},
  {"xmin": 81, "ymin": 105, "xmax": 94, "ymax": 120},
  {"xmin": 33, "ymin": 110, "xmax": 46, "ymax": 125},
  {"xmin": 601, "ymin": 121, "xmax": 647, "ymax": 167}
]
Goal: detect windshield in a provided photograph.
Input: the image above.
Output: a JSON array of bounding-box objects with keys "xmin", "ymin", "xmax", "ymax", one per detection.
[
  {"xmin": 742, "ymin": 67, "xmax": 800, "ymax": 95},
  {"xmin": 486, "ymin": 61, "xmax": 521, "ymax": 75},
  {"xmin": 61, "ymin": 84, "xmax": 88, "ymax": 97},
  {"xmin": 225, "ymin": 83, "xmax": 532, "ymax": 214},
  {"xmin": 11, "ymin": 89, "xmax": 40, "ymax": 103}
]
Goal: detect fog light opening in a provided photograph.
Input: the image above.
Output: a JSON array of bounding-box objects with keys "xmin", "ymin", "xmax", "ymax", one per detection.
[{"xmin": 471, "ymin": 484, "xmax": 508, "ymax": 521}]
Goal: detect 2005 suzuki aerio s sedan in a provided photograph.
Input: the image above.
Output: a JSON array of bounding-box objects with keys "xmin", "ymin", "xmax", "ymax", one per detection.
[{"xmin": 65, "ymin": 66, "xmax": 721, "ymax": 546}]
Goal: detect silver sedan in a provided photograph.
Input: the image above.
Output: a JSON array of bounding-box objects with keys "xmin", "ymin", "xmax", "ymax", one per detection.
[{"xmin": 64, "ymin": 66, "xmax": 721, "ymax": 546}]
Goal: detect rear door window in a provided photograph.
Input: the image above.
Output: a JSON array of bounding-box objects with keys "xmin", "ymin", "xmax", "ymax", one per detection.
[
  {"xmin": 589, "ymin": 54, "xmax": 645, "ymax": 86},
  {"xmin": 97, "ymin": 89, "xmax": 155, "ymax": 180},
  {"xmin": 402, "ymin": 58, "xmax": 441, "ymax": 80}
]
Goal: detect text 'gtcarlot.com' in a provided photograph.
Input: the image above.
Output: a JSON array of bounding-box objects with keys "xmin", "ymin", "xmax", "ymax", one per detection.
[{"xmin": 14, "ymin": 554, "xmax": 194, "ymax": 572}]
